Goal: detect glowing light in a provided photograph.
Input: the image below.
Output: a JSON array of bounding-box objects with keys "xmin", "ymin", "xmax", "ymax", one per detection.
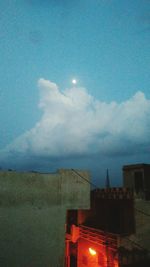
[
  {"xmin": 89, "ymin": 247, "xmax": 97, "ymax": 256},
  {"xmin": 114, "ymin": 260, "xmax": 119, "ymax": 267},
  {"xmin": 72, "ymin": 79, "xmax": 77, "ymax": 85}
]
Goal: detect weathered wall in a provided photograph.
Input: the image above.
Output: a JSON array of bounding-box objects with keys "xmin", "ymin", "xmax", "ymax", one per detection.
[
  {"xmin": 133, "ymin": 199, "xmax": 150, "ymax": 250},
  {"xmin": 0, "ymin": 169, "xmax": 90, "ymax": 267},
  {"xmin": 118, "ymin": 199, "xmax": 150, "ymax": 266},
  {"xmin": 77, "ymin": 188, "xmax": 135, "ymax": 235},
  {"xmin": 123, "ymin": 164, "xmax": 150, "ymax": 200}
]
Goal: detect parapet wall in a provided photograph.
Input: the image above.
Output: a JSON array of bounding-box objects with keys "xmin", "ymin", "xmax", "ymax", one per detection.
[
  {"xmin": 90, "ymin": 187, "xmax": 135, "ymax": 234},
  {"xmin": 0, "ymin": 169, "xmax": 90, "ymax": 267},
  {"xmin": 92, "ymin": 187, "xmax": 133, "ymax": 199}
]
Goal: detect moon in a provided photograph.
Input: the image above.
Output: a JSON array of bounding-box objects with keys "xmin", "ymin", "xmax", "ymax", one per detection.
[{"xmin": 72, "ymin": 79, "xmax": 77, "ymax": 85}]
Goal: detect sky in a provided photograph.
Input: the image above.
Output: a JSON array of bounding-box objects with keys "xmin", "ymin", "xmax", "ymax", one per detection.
[{"xmin": 0, "ymin": 0, "xmax": 150, "ymax": 186}]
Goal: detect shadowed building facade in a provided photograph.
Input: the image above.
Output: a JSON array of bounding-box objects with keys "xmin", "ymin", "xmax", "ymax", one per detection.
[
  {"xmin": 123, "ymin": 163, "xmax": 150, "ymax": 200},
  {"xmin": 65, "ymin": 163, "xmax": 150, "ymax": 267}
]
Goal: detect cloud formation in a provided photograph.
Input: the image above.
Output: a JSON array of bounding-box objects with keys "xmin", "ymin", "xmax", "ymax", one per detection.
[{"xmin": 1, "ymin": 78, "xmax": 150, "ymax": 163}]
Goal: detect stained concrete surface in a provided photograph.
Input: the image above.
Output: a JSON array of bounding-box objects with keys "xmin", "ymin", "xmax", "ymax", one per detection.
[{"xmin": 0, "ymin": 169, "xmax": 90, "ymax": 267}]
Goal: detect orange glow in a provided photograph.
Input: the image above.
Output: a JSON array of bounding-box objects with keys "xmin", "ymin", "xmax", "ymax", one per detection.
[
  {"xmin": 89, "ymin": 247, "xmax": 97, "ymax": 256},
  {"xmin": 114, "ymin": 260, "xmax": 119, "ymax": 267}
]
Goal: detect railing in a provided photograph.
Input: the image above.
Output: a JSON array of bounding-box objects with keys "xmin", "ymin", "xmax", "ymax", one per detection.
[{"xmin": 79, "ymin": 225, "xmax": 119, "ymax": 250}]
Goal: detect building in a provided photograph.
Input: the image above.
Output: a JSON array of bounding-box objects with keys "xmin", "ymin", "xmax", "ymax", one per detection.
[
  {"xmin": 66, "ymin": 188, "xmax": 134, "ymax": 267},
  {"xmin": 123, "ymin": 163, "xmax": 150, "ymax": 200},
  {"xmin": 0, "ymin": 169, "xmax": 90, "ymax": 267},
  {"xmin": 65, "ymin": 163, "xmax": 150, "ymax": 267},
  {"xmin": 123, "ymin": 163, "xmax": 150, "ymax": 265}
]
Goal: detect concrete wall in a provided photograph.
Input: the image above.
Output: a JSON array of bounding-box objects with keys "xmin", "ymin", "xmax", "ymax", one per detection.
[
  {"xmin": 133, "ymin": 199, "xmax": 150, "ymax": 250},
  {"xmin": 77, "ymin": 188, "xmax": 135, "ymax": 235},
  {"xmin": 0, "ymin": 169, "xmax": 90, "ymax": 267},
  {"xmin": 123, "ymin": 164, "xmax": 150, "ymax": 200},
  {"xmin": 118, "ymin": 199, "xmax": 150, "ymax": 266}
]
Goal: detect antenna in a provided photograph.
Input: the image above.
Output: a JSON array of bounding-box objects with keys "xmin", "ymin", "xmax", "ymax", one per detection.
[{"xmin": 105, "ymin": 169, "xmax": 110, "ymax": 188}]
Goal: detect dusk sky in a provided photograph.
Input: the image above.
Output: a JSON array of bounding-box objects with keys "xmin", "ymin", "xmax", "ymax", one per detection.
[{"xmin": 0, "ymin": 0, "xmax": 150, "ymax": 186}]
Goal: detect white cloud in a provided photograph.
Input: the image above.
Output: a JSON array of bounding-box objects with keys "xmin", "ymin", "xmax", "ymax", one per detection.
[{"xmin": 1, "ymin": 78, "xmax": 150, "ymax": 160}]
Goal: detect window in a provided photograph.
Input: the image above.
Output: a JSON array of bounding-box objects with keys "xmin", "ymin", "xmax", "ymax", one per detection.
[{"xmin": 134, "ymin": 171, "xmax": 143, "ymax": 193}]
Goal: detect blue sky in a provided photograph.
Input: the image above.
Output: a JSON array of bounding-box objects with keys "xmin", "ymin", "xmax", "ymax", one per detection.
[{"xmin": 0, "ymin": 0, "xmax": 150, "ymax": 186}]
